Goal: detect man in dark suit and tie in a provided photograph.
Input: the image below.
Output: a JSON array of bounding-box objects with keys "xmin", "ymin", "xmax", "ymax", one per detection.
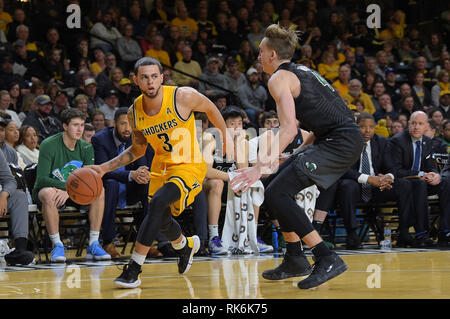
[
  {"xmin": 440, "ymin": 162, "xmax": 450, "ymax": 247},
  {"xmin": 389, "ymin": 111, "xmax": 450, "ymax": 247},
  {"xmin": 92, "ymin": 108, "xmax": 154, "ymax": 258},
  {"xmin": 317, "ymin": 113, "xmax": 414, "ymax": 249}
]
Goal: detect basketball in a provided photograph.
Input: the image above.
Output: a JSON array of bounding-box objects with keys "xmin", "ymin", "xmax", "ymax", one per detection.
[{"xmin": 66, "ymin": 167, "xmax": 103, "ymax": 205}]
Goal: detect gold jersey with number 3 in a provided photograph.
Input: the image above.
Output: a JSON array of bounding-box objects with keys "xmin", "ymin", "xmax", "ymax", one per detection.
[{"xmin": 133, "ymin": 85, "xmax": 206, "ymax": 215}]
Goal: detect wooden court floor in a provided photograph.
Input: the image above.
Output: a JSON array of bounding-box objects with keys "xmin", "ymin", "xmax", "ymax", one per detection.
[{"xmin": 0, "ymin": 248, "xmax": 448, "ymax": 299}]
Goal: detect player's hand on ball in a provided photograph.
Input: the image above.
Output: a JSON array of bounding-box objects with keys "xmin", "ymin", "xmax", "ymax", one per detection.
[{"xmin": 84, "ymin": 165, "xmax": 106, "ymax": 178}]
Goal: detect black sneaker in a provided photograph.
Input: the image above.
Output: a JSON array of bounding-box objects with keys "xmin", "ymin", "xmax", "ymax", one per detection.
[
  {"xmin": 298, "ymin": 252, "xmax": 348, "ymax": 289},
  {"xmin": 346, "ymin": 231, "xmax": 362, "ymax": 250},
  {"xmin": 195, "ymin": 241, "xmax": 210, "ymax": 257},
  {"xmin": 438, "ymin": 232, "xmax": 450, "ymax": 248},
  {"xmin": 176, "ymin": 235, "xmax": 200, "ymax": 274},
  {"xmin": 4, "ymin": 249, "xmax": 35, "ymax": 266},
  {"xmin": 262, "ymin": 253, "xmax": 312, "ymax": 280},
  {"xmin": 114, "ymin": 260, "xmax": 142, "ymax": 289}
]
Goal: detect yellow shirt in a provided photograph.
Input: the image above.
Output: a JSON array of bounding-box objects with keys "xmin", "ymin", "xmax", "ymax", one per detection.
[
  {"xmin": 132, "ymin": 86, "xmax": 204, "ymax": 170},
  {"xmin": 0, "ymin": 11, "xmax": 12, "ymax": 33},
  {"xmin": 145, "ymin": 48, "xmax": 171, "ymax": 67},
  {"xmin": 90, "ymin": 62, "xmax": 103, "ymax": 75},
  {"xmin": 171, "ymin": 17, "xmax": 198, "ymax": 38},
  {"xmin": 318, "ymin": 62, "xmax": 340, "ymax": 82},
  {"xmin": 342, "ymin": 92, "xmax": 376, "ymax": 114},
  {"xmin": 332, "ymin": 80, "xmax": 349, "ymax": 97}
]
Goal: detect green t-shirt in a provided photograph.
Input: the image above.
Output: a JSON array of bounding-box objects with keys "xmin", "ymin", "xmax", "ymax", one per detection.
[{"xmin": 33, "ymin": 132, "xmax": 94, "ymax": 200}]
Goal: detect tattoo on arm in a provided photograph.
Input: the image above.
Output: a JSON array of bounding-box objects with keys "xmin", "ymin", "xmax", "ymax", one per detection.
[{"xmin": 107, "ymin": 150, "xmax": 135, "ymax": 171}]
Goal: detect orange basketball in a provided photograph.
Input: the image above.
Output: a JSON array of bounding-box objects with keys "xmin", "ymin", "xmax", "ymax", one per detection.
[{"xmin": 66, "ymin": 167, "xmax": 103, "ymax": 205}]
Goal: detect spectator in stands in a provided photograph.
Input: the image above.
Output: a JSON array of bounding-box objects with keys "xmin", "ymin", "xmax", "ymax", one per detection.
[
  {"xmin": 117, "ymin": 78, "xmax": 135, "ymax": 107},
  {"xmin": 196, "ymin": 5, "xmax": 217, "ymax": 42},
  {"xmin": 373, "ymin": 93, "xmax": 398, "ymax": 122},
  {"xmin": 90, "ymin": 46, "xmax": 107, "ymax": 77},
  {"xmin": 391, "ymin": 119, "xmax": 405, "ymax": 136},
  {"xmin": 199, "ymin": 56, "xmax": 231, "ymax": 100},
  {"xmin": 400, "ymin": 95, "xmax": 418, "ymax": 119},
  {"xmin": 319, "ymin": 113, "xmax": 413, "ymax": 248},
  {"xmin": 0, "ymin": 53, "xmax": 26, "ymax": 90},
  {"xmin": 238, "ymin": 67, "xmax": 267, "ymax": 124},
  {"xmin": 145, "ymin": 34, "xmax": 171, "ymax": 67},
  {"xmin": 0, "ymin": 147, "xmax": 34, "ymax": 266},
  {"xmin": 388, "ymin": 111, "xmax": 450, "ymax": 247},
  {"xmin": 128, "ymin": 1, "xmax": 148, "ymax": 41},
  {"xmin": 423, "ymin": 33, "xmax": 447, "ymax": 64},
  {"xmin": 73, "ymin": 93, "xmax": 91, "ymax": 123},
  {"xmin": 342, "ymin": 79, "xmax": 376, "ymax": 114},
  {"xmin": 429, "ymin": 108, "xmax": 444, "ymax": 128},
  {"xmin": 91, "ymin": 107, "xmax": 153, "ymax": 259},
  {"xmin": 148, "ymin": 0, "xmax": 169, "ymax": 31},
  {"xmin": 99, "ymin": 88, "xmax": 119, "ymax": 127},
  {"xmin": 247, "ymin": 19, "xmax": 264, "ymax": 55},
  {"xmin": 220, "ymin": 16, "xmax": 245, "ymax": 53},
  {"xmin": 362, "ymin": 56, "xmax": 384, "ymax": 90},
  {"xmin": 91, "ymin": 110, "xmax": 106, "ymax": 132},
  {"xmin": 22, "ymin": 94, "xmax": 62, "ymax": 144},
  {"xmin": 96, "ymin": 52, "xmax": 118, "ymax": 92},
  {"xmin": 8, "ymin": 81, "xmax": 22, "ymax": 114},
  {"xmin": 384, "ymin": 67, "xmax": 399, "ymax": 99},
  {"xmin": 397, "ymin": 38, "xmax": 416, "ymax": 64},
  {"xmin": 202, "ymin": 106, "xmax": 248, "ymax": 255},
  {"xmin": 4, "ymin": 119, "xmax": 18, "ymax": 148},
  {"xmin": 0, "ymin": 90, "xmax": 21, "ymax": 126},
  {"xmin": 211, "ymin": 94, "xmax": 227, "ymax": 112},
  {"xmin": 33, "ymin": 108, "xmax": 111, "ymax": 262},
  {"xmin": 371, "ymin": 81, "xmax": 386, "ymax": 112},
  {"xmin": 412, "ymin": 71, "xmax": 432, "ymax": 111},
  {"xmin": 90, "ymin": 10, "xmax": 122, "ymax": 53},
  {"xmin": 236, "ymin": 40, "xmax": 256, "ymax": 74},
  {"xmin": 442, "ymin": 121, "xmax": 450, "ymax": 149},
  {"xmin": 140, "ymin": 23, "xmax": 158, "ymax": 55},
  {"xmin": 50, "ymin": 90, "xmax": 69, "ymax": 122},
  {"xmin": 224, "ymin": 57, "xmax": 247, "ymax": 95},
  {"xmin": 70, "ymin": 37, "xmax": 90, "ymax": 72},
  {"xmin": 318, "ymin": 50, "xmax": 340, "ymax": 82},
  {"xmin": 14, "ymin": 24, "xmax": 39, "ymax": 53},
  {"xmin": 410, "ymin": 56, "xmax": 435, "ymax": 89},
  {"xmin": 172, "ymin": 44, "xmax": 202, "ymax": 88},
  {"xmin": 171, "ymin": 5, "xmax": 198, "ymax": 42},
  {"xmin": 117, "ymin": 23, "xmax": 142, "ymax": 74},
  {"xmin": 42, "ymin": 28, "xmax": 67, "ymax": 61},
  {"xmin": 425, "ymin": 119, "xmax": 447, "ymax": 154},
  {"xmin": 82, "ymin": 123, "xmax": 95, "ymax": 144},
  {"xmin": 431, "ymin": 70, "xmax": 449, "ymax": 107},
  {"xmin": 394, "ymin": 83, "xmax": 417, "ymax": 111},
  {"xmin": 83, "ymin": 78, "xmax": 107, "ymax": 113},
  {"xmin": 437, "ymin": 90, "xmax": 450, "ymax": 119},
  {"xmin": 16, "ymin": 125, "xmax": 39, "ymax": 165},
  {"xmin": 332, "ymin": 64, "xmax": 351, "ymax": 97},
  {"xmin": 0, "ymin": 0, "xmax": 11, "ymax": 34}
]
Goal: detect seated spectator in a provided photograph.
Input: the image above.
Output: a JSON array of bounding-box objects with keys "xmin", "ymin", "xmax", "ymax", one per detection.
[
  {"xmin": 332, "ymin": 64, "xmax": 351, "ymax": 97},
  {"xmin": 247, "ymin": 19, "xmax": 264, "ymax": 55},
  {"xmin": 388, "ymin": 111, "xmax": 450, "ymax": 247},
  {"xmin": 431, "ymin": 70, "xmax": 449, "ymax": 107},
  {"xmin": 0, "ymin": 54, "xmax": 26, "ymax": 91},
  {"xmin": 16, "ymin": 125, "xmax": 39, "ymax": 165},
  {"xmin": 237, "ymin": 67, "xmax": 267, "ymax": 124},
  {"xmin": 425, "ymin": 119, "xmax": 448, "ymax": 154},
  {"xmin": 236, "ymin": 40, "xmax": 256, "ymax": 74},
  {"xmin": 409, "ymin": 56, "xmax": 435, "ymax": 90},
  {"xmin": 99, "ymin": 88, "xmax": 119, "ymax": 127},
  {"xmin": 83, "ymin": 78, "xmax": 107, "ymax": 113},
  {"xmin": 429, "ymin": 108, "xmax": 444, "ymax": 128},
  {"xmin": 0, "ymin": 90, "xmax": 21, "ymax": 126},
  {"xmin": 21, "ymin": 94, "xmax": 62, "ymax": 144},
  {"xmin": 3, "ymin": 118, "xmax": 19, "ymax": 149},
  {"xmin": 411, "ymin": 71, "xmax": 432, "ymax": 111},
  {"xmin": 384, "ymin": 67, "xmax": 399, "ymax": 99},
  {"xmin": 318, "ymin": 113, "xmax": 414, "ymax": 248},
  {"xmin": 73, "ymin": 93, "xmax": 91, "ymax": 123},
  {"xmin": 117, "ymin": 78, "xmax": 135, "ymax": 107},
  {"xmin": 91, "ymin": 110, "xmax": 106, "ymax": 132},
  {"xmin": 198, "ymin": 56, "xmax": 231, "ymax": 100},
  {"xmin": 91, "ymin": 108, "xmax": 153, "ymax": 259},
  {"xmin": 145, "ymin": 34, "xmax": 171, "ymax": 67},
  {"xmin": 96, "ymin": 52, "xmax": 118, "ymax": 93},
  {"xmin": 0, "ymin": 149, "xmax": 35, "ymax": 266},
  {"xmin": 342, "ymin": 79, "xmax": 376, "ymax": 114},
  {"xmin": 81, "ymin": 123, "xmax": 95, "ymax": 144},
  {"xmin": 437, "ymin": 90, "xmax": 450, "ymax": 119},
  {"xmin": 7, "ymin": 81, "xmax": 23, "ymax": 114},
  {"xmin": 442, "ymin": 121, "xmax": 450, "ymax": 150},
  {"xmin": 70, "ymin": 37, "xmax": 90, "ymax": 73},
  {"xmin": 394, "ymin": 83, "xmax": 418, "ymax": 111},
  {"xmin": 397, "ymin": 37, "xmax": 416, "ymax": 64},
  {"xmin": 90, "ymin": 46, "xmax": 107, "ymax": 78},
  {"xmin": 117, "ymin": 23, "xmax": 142, "ymax": 74},
  {"xmin": 171, "ymin": 5, "xmax": 198, "ymax": 42},
  {"xmin": 373, "ymin": 93, "xmax": 398, "ymax": 122},
  {"xmin": 14, "ymin": 24, "xmax": 39, "ymax": 53},
  {"xmin": 224, "ymin": 57, "xmax": 247, "ymax": 95},
  {"xmin": 423, "ymin": 33, "xmax": 447, "ymax": 64},
  {"xmin": 172, "ymin": 45, "xmax": 202, "ymax": 88},
  {"xmin": 33, "ymin": 108, "xmax": 111, "ymax": 262},
  {"xmin": 202, "ymin": 106, "xmax": 248, "ymax": 255},
  {"xmin": 390, "ymin": 119, "xmax": 405, "ymax": 136},
  {"xmin": 41, "ymin": 28, "xmax": 67, "ymax": 60},
  {"xmin": 50, "ymin": 90, "xmax": 69, "ymax": 122},
  {"xmin": 148, "ymin": 0, "xmax": 169, "ymax": 31},
  {"xmin": 318, "ymin": 50, "xmax": 340, "ymax": 82},
  {"xmin": 128, "ymin": 2, "xmax": 148, "ymax": 41},
  {"xmin": 140, "ymin": 24, "xmax": 158, "ymax": 55},
  {"xmin": 89, "ymin": 11, "xmax": 122, "ymax": 53},
  {"xmin": 371, "ymin": 81, "xmax": 386, "ymax": 112},
  {"xmin": 362, "ymin": 57, "xmax": 384, "ymax": 89},
  {"xmin": 400, "ymin": 95, "xmax": 419, "ymax": 119}
]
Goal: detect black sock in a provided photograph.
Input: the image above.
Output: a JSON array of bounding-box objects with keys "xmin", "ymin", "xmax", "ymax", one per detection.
[
  {"xmin": 286, "ymin": 241, "xmax": 303, "ymax": 257},
  {"xmin": 14, "ymin": 237, "xmax": 27, "ymax": 252},
  {"xmin": 311, "ymin": 241, "xmax": 332, "ymax": 258},
  {"xmin": 312, "ymin": 220, "xmax": 323, "ymax": 232}
]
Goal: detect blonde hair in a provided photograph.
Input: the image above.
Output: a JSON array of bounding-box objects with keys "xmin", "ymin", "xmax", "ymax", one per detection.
[
  {"xmin": 73, "ymin": 94, "xmax": 89, "ymax": 107},
  {"xmin": 263, "ymin": 24, "xmax": 298, "ymax": 60}
]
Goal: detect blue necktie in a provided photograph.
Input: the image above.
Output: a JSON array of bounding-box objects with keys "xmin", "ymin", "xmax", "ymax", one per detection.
[
  {"xmin": 361, "ymin": 144, "xmax": 372, "ymax": 202},
  {"xmin": 117, "ymin": 143, "xmax": 127, "ymax": 209},
  {"xmin": 412, "ymin": 140, "xmax": 421, "ymax": 173}
]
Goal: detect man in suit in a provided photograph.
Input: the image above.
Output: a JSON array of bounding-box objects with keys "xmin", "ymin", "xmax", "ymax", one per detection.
[
  {"xmin": 440, "ymin": 162, "xmax": 450, "ymax": 247},
  {"xmin": 389, "ymin": 111, "xmax": 450, "ymax": 247},
  {"xmin": 92, "ymin": 108, "xmax": 153, "ymax": 258},
  {"xmin": 320, "ymin": 113, "xmax": 414, "ymax": 249}
]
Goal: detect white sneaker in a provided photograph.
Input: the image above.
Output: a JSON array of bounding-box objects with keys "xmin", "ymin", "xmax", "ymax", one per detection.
[
  {"xmin": 0, "ymin": 239, "xmax": 12, "ymax": 257},
  {"xmin": 257, "ymin": 237, "xmax": 274, "ymax": 253},
  {"xmin": 208, "ymin": 236, "xmax": 228, "ymax": 255}
]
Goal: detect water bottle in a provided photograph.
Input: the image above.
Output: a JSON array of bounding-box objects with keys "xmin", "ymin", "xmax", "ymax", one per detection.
[
  {"xmin": 381, "ymin": 228, "xmax": 392, "ymax": 251},
  {"xmin": 271, "ymin": 225, "xmax": 279, "ymax": 251}
]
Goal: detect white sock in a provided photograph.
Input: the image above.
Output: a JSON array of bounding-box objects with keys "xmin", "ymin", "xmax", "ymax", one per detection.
[
  {"xmin": 131, "ymin": 251, "xmax": 146, "ymax": 266},
  {"xmin": 49, "ymin": 233, "xmax": 63, "ymax": 247},
  {"xmin": 208, "ymin": 225, "xmax": 219, "ymax": 240},
  {"xmin": 171, "ymin": 235, "xmax": 187, "ymax": 250},
  {"xmin": 89, "ymin": 231, "xmax": 100, "ymax": 246}
]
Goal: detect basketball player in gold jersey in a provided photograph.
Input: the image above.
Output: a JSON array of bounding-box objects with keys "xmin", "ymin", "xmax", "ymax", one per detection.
[{"xmin": 89, "ymin": 57, "xmax": 234, "ymax": 288}]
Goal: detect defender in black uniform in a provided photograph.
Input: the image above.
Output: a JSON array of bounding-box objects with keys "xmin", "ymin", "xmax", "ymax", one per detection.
[{"xmin": 231, "ymin": 25, "xmax": 365, "ymax": 289}]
